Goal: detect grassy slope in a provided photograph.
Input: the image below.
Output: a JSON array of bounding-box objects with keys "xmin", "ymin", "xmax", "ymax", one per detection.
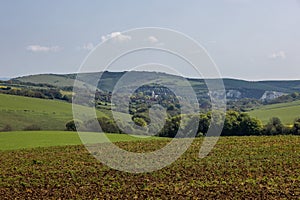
[
  {"xmin": 0, "ymin": 131, "xmax": 163, "ymax": 151},
  {"xmin": 247, "ymin": 100, "xmax": 300, "ymax": 125},
  {"xmin": 0, "ymin": 94, "xmax": 106, "ymax": 131}
]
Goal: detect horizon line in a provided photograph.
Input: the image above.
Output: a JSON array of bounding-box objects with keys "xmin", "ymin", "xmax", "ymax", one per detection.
[{"xmin": 3, "ymin": 70, "xmax": 300, "ymax": 82}]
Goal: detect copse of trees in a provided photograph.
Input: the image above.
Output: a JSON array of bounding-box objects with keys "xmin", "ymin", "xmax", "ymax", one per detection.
[{"xmin": 221, "ymin": 111, "xmax": 263, "ymax": 136}]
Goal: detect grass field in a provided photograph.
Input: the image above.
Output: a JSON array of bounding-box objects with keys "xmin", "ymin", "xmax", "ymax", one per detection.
[
  {"xmin": 247, "ymin": 100, "xmax": 300, "ymax": 125},
  {"xmin": 0, "ymin": 135, "xmax": 299, "ymax": 199},
  {"xmin": 0, "ymin": 94, "xmax": 107, "ymax": 131},
  {"xmin": 0, "ymin": 131, "xmax": 164, "ymax": 151}
]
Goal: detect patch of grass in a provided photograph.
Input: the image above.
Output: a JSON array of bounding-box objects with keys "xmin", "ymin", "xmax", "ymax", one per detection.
[
  {"xmin": 0, "ymin": 136, "xmax": 299, "ymax": 199},
  {"xmin": 0, "ymin": 131, "xmax": 163, "ymax": 151},
  {"xmin": 247, "ymin": 100, "xmax": 300, "ymax": 125}
]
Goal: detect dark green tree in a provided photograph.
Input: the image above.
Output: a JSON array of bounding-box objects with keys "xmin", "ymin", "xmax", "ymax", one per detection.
[
  {"xmin": 292, "ymin": 117, "xmax": 300, "ymax": 135},
  {"xmin": 264, "ymin": 117, "xmax": 284, "ymax": 135}
]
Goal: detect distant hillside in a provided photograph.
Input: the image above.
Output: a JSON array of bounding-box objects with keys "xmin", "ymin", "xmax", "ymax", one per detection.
[
  {"xmin": 14, "ymin": 74, "xmax": 87, "ymax": 88},
  {"xmin": 13, "ymin": 71, "xmax": 300, "ymax": 100},
  {"xmin": 247, "ymin": 100, "xmax": 300, "ymax": 125}
]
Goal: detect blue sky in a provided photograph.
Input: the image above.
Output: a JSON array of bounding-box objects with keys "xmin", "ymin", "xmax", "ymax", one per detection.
[{"xmin": 0, "ymin": 0, "xmax": 299, "ymax": 80}]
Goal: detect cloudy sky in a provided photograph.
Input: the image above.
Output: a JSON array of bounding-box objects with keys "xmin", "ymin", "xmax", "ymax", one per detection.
[{"xmin": 0, "ymin": 0, "xmax": 299, "ymax": 80}]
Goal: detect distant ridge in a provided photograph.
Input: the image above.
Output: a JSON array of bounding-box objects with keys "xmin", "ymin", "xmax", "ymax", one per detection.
[
  {"xmin": 0, "ymin": 77, "xmax": 10, "ymax": 81},
  {"xmin": 12, "ymin": 71, "xmax": 300, "ymax": 100}
]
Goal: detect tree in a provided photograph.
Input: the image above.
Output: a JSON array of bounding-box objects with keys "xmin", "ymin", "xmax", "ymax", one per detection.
[
  {"xmin": 264, "ymin": 117, "xmax": 284, "ymax": 135},
  {"xmin": 292, "ymin": 117, "xmax": 300, "ymax": 135},
  {"xmin": 197, "ymin": 113, "xmax": 211, "ymax": 136},
  {"xmin": 239, "ymin": 115, "xmax": 263, "ymax": 136},
  {"xmin": 222, "ymin": 111, "xmax": 240, "ymax": 136},
  {"xmin": 159, "ymin": 115, "xmax": 181, "ymax": 138}
]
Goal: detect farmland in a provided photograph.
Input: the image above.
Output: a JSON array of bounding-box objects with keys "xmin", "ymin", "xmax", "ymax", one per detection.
[
  {"xmin": 0, "ymin": 135, "xmax": 299, "ymax": 199},
  {"xmin": 248, "ymin": 100, "xmax": 300, "ymax": 125}
]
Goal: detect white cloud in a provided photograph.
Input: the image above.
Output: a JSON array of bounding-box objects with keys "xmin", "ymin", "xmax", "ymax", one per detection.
[
  {"xmin": 269, "ymin": 51, "xmax": 286, "ymax": 60},
  {"xmin": 26, "ymin": 45, "xmax": 62, "ymax": 53},
  {"xmin": 101, "ymin": 32, "xmax": 131, "ymax": 42},
  {"xmin": 82, "ymin": 43, "xmax": 94, "ymax": 51},
  {"xmin": 147, "ymin": 36, "xmax": 159, "ymax": 43}
]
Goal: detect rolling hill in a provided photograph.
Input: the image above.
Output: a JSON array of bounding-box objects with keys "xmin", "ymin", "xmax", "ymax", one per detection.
[{"xmin": 0, "ymin": 94, "xmax": 107, "ymax": 131}]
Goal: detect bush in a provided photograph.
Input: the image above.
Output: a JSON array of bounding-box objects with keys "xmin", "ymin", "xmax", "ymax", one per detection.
[
  {"xmin": 0, "ymin": 124, "xmax": 12, "ymax": 132},
  {"xmin": 23, "ymin": 124, "xmax": 41, "ymax": 131},
  {"xmin": 65, "ymin": 119, "xmax": 83, "ymax": 131},
  {"xmin": 292, "ymin": 117, "xmax": 300, "ymax": 135},
  {"xmin": 133, "ymin": 117, "xmax": 147, "ymax": 127},
  {"xmin": 97, "ymin": 116, "xmax": 121, "ymax": 133}
]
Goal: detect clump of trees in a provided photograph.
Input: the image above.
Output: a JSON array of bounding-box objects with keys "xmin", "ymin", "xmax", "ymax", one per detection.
[
  {"xmin": 158, "ymin": 111, "xmax": 264, "ymax": 137},
  {"xmin": 263, "ymin": 117, "xmax": 285, "ymax": 135},
  {"xmin": 222, "ymin": 111, "xmax": 263, "ymax": 136}
]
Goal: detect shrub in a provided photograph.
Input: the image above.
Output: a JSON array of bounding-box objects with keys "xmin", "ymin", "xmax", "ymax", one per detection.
[
  {"xmin": 23, "ymin": 124, "xmax": 41, "ymax": 131},
  {"xmin": 65, "ymin": 119, "xmax": 83, "ymax": 131},
  {"xmin": 292, "ymin": 117, "xmax": 300, "ymax": 135},
  {"xmin": 97, "ymin": 116, "xmax": 121, "ymax": 133},
  {"xmin": 133, "ymin": 117, "xmax": 147, "ymax": 127},
  {"xmin": 0, "ymin": 124, "xmax": 12, "ymax": 132}
]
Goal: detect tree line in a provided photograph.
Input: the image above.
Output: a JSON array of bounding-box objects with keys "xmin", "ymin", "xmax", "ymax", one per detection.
[{"xmin": 65, "ymin": 110, "xmax": 300, "ymax": 137}]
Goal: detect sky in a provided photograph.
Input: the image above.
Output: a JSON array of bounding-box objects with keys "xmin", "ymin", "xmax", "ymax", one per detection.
[{"xmin": 0, "ymin": 0, "xmax": 299, "ymax": 80}]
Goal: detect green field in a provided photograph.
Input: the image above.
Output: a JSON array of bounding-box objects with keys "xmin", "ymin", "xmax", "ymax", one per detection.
[
  {"xmin": 0, "ymin": 94, "xmax": 107, "ymax": 131},
  {"xmin": 0, "ymin": 136, "xmax": 299, "ymax": 199},
  {"xmin": 0, "ymin": 131, "xmax": 163, "ymax": 151},
  {"xmin": 247, "ymin": 100, "xmax": 300, "ymax": 125}
]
